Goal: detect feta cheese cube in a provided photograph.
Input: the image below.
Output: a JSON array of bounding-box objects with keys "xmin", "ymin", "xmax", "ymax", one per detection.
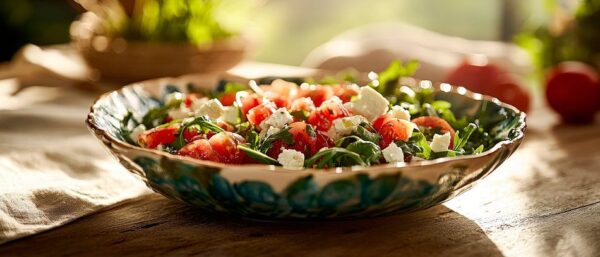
[
  {"xmin": 260, "ymin": 108, "xmax": 293, "ymax": 131},
  {"xmin": 193, "ymin": 99, "xmax": 224, "ymax": 120},
  {"xmin": 389, "ymin": 105, "xmax": 410, "ymax": 120},
  {"xmin": 430, "ymin": 132, "xmax": 452, "ymax": 152},
  {"xmin": 346, "ymin": 86, "xmax": 389, "ymax": 121},
  {"xmin": 164, "ymin": 92, "xmax": 184, "ymax": 107},
  {"xmin": 382, "ymin": 143, "xmax": 405, "ymax": 163},
  {"xmin": 189, "ymin": 97, "xmax": 208, "ymax": 111},
  {"xmin": 259, "ymin": 126, "xmax": 281, "ymax": 139},
  {"xmin": 129, "ymin": 124, "xmax": 146, "ymax": 144},
  {"xmin": 321, "ymin": 95, "xmax": 343, "ymax": 106},
  {"xmin": 333, "ymin": 115, "xmax": 367, "ymax": 136},
  {"xmin": 277, "ymin": 149, "xmax": 305, "ymax": 169},
  {"xmin": 326, "ymin": 125, "xmax": 338, "ymax": 141},
  {"xmin": 168, "ymin": 106, "xmax": 191, "ymax": 120},
  {"xmin": 266, "ymin": 127, "xmax": 281, "ymax": 137},
  {"xmin": 221, "ymin": 106, "xmax": 240, "ymax": 124}
]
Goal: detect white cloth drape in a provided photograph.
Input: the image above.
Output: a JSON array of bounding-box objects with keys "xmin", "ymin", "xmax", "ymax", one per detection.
[{"xmin": 0, "ymin": 78, "xmax": 148, "ymax": 244}]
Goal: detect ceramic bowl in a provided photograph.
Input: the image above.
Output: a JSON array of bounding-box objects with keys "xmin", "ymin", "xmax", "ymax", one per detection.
[{"xmin": 86, "ymin": 74, "xmax": 526, "ymax": 220}]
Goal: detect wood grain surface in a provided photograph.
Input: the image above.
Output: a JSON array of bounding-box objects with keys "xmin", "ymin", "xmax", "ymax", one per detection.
[
  {"xmin": 1, "ymin": 62, "xmax": 599, "ymax": 256},
  {"xmin": 2, "ymin": 107, "xmax": 599, "ymax": 257}
]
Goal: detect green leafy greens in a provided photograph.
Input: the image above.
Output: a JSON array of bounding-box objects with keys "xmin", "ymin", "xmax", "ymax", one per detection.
[{"xmin": 172, "ymin": 116, "xmax": 224, "ymax": 149}]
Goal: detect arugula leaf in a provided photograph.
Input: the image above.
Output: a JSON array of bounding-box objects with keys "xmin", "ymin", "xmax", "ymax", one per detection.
[
  {"xmin": 304, "ymin": 147, "xmax": 366, "ymax": 168},
  {"xmin": 473, "ymin": 144, "xmax": 485, "ymax": 154},
  {"xmin": 346, "ymin": 140, "xmax": 381, "ymax": 166},
  {"xmin": 431, "ymin": 100, "xmax": 451, "ymax": 110},
  {"xmin": 421, "ymin": 103, "xmax": 439, "ymax": 117},
  {"xmin": 410, "ymin": 132, "xmax": 432, "ymax": 160},
  {"xmin": 141, "ymin": 106, "xmax": 170, "ymax": 128},
  {"xmin": 256, "ymin": 127, "xmax": 294, "ymax": 153},
  {"xmin": 212, "ymin": 81, "xmax": 247, "ymax": 98},
  {"xmin": 238, "ymin": 144, "xmax": 280, "ymax": 165},
  {"xmin": 246, "ymin": 130, "xmax": 260, "ymax": 149},
  {"xmin": 454, "ymin": 123, "xmax": 478, "ymax": 151},
  {"xmin": 305, "ymin": 124, "xmax": 316, "ymax": 137},
  {"xmin": 394, "ymin": 140, "xmax": 421, "ymax": 158},
  {"xmin": 334, "ymin": 135, "xmax": 381, "ymax": 166},
  {"xmin": 439, "ymin": 109, "xmax": 469, "ymax": 130},
  {"xmin": 372, "ymin": 60, "xmax": 420, "ymax": 96},
  {"xmin": 120, "ymin": 111, "xmax": 138, "ymax": 145},
  {"xmin": 290, "ymin": 110, "xmax": 309, "ymax": 121},
  {"xmin": 235, "ymin": 121, "xmax": 253, "ymax": 136},
  {"xmin": 354, "ymin": 124, "xmax": 381, "ymax": 145},
  {"xmin": 172, "ymin": 116, "xmax": 224, "ymax": 149},
  {"xmin": 304, "ymin": 69, "xmax": 359, "ymax": 85}
]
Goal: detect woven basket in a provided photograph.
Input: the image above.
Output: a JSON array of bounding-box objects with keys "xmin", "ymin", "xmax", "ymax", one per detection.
[{"xmin": 71, "ymin": 13, "xmax": 248, "ymax": 82}]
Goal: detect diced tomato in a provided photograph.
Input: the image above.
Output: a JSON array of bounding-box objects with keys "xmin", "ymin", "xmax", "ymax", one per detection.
[
  {"xmin": 240, "ymin": 94, "xmax": 262, "ymax": 115},
  {"xmin": 372, "ymin": 114, "xmax": 394, "ymax": 131},
  {"xmin": 311, "ymin": 131, "xmax": 334, "ymax": 155},
  {"xmin": 290, "ymin": 97, "xmax": 315, "ymax": 112},
  {"xmin": 178, "ymin": 139, "xmax": 219, "ymax": 162},
  {"xmin": 246, "ymin": 103, "xmax": 275, "ymax": 126},
  {"xmin": 182, "ymin": 124, "xmax": 227, "ymax": 143},
  {"xmin": 208, "ymin": 132, "xmax": 247, "ymax": 164},
  {"xmin": 412, "ymin": 116, "xmax": 456, "ymax": 149},
  {"xmin": 179, "ymin": 132, "xmax": 248, "ymax": 164},
  {"xmin": 184, "ymin": 93, "xmax": 202, "ymax": 108},
  {"xmin": 139, "ymin": 125, "xmax": 179, "ymax": 149},
  {"xmin": 378, "ymin": 119, "xmax": 410, "ymax": 148},
  {"xmin": 333, "ymin": 84, "xmax": 359, "ymax": 103},
  {"xmin": 289, "ymin": 98, "xmax": 314, "ymax": 122},
  {"xmin": 266, "ymin": 140, "xmax": 285, "ymax": 159},
  {"xmin": 321, "ymin": 99, "xmax": 349, "ymax": 120},
  {"xmin": 267, "ymin": 122, "xmax": 320, "ymax": 158},
  {"xmin": 182, "ymin": 125, "xmax": 201, "ymax": 143},
  {"xmin": 217, "ymin": 121, "xmax": 235, "ymax": 132},
  {"xmin": 298, "ymin": 85, "xmax": 334, "ymax": 107},
  {"xmin": 219, "ymin": 92, "xmax": 237, "ymax": 106},
  {"xmin": 267, "ymin": 95, "xmax": 290, "ymax": 109},
  {"xmin": 208, "ymin": 132, "xmax": 237, "ymax": 163},
  {"xmin": 307, "ymin": 97, "xmax": 350, "ymax": 131},
  {"xmin": 307, "ymin": 111, "xmax": 332, "ymax": 132},
  {"xmin": 288, "ymin": 122, "xmax": 315, "ymax": 155}
]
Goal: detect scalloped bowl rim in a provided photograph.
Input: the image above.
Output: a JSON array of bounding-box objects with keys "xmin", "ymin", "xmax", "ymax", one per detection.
[{"xmin": 86, "ymin": 75, "xmax": 526, "ymax": 175}]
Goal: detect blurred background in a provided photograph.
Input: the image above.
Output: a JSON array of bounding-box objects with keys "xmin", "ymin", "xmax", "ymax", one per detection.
[
  {"xmin": 0, "ymin": 0, "xmax": 560, "ymax": 64},
  {"xmin": 0, "ymin": 0, "xmax": 598, "ymax": 122}
]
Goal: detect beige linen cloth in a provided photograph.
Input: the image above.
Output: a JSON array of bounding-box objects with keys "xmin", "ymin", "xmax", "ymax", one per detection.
[
  {"xmin": 0, "ymin": 45, "xmax": 313, "ymax": 245},
  {"xmin": 0, "ymin": 77, "xmax": 148, "ymax": 244}
]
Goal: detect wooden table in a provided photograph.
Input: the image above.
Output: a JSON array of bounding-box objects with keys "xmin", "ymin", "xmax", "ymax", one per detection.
[{"xmin": 1, "ymin": 62, "xmax": 599, "ymax": 257}]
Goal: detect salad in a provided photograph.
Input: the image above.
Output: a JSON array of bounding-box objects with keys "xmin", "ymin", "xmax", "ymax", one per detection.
[{"xmin": 121, "ymin": 61, "xmax": 501, "ymax": 169}]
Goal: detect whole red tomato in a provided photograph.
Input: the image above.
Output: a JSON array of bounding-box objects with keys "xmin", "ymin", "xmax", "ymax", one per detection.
[
  {"xmin": 546, "ymin": 62, "xmax": 600, "ymax": 124},
  {"xmin": 446, "ymin": 59, "xmax": 531, "ymax": 112}
]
